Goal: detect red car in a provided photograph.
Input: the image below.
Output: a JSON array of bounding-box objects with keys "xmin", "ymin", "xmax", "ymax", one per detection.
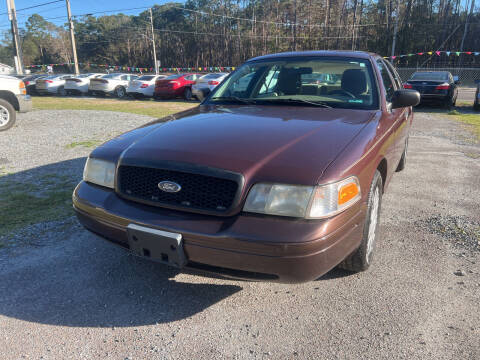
[{"xmin": 154, "ymin": 73, "xmax": 202, "ymax": 100}]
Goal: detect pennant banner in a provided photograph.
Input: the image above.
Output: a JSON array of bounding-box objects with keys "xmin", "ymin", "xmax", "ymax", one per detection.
[
  {"xmin": 24, "ymin": 62, "xmax": 236, "ymax": 73},
  {"xmin": 385, "ymin": 50, "xmax": 479, "ymax": 60}
]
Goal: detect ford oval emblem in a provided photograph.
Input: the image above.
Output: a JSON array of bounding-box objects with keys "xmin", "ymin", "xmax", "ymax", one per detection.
[{"xmin": 158, "ymin": 181, "xmax": 181, "ymax": 193}]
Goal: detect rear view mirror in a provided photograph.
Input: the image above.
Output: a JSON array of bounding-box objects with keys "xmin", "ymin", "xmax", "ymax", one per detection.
[{"xmin": 391, "ymin": 89, "xmax": 420, "ymax": 109}]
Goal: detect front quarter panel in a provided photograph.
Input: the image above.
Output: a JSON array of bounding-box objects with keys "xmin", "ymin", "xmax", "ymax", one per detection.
[{"xmin": 319, "ymin": 110, "xmax": 394, "ymax": 203}]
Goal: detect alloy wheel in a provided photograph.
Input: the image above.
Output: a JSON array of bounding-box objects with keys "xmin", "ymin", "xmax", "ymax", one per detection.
[{"xmin": 0, "ymin": 105, "xmax": 10, "ymax": 127}]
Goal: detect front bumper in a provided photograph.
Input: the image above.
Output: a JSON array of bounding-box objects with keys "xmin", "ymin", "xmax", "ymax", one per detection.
[
  {"xmin": 16, "ymin": 94, "xmax": 32, "ymax": 113},
  {"xmin": 73, "ymin": 181, "xmax": 366, "ymax": 283}
]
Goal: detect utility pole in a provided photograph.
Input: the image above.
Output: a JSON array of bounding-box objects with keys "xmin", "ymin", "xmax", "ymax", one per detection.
[
  {"xmin": 460, "ymin": 0, "xmax": 475, "ymax": 52},
  {"xmin": 391, "ymin": 0, "xmax": 400, "ymax": 58},
  {"xmin": 66, "ymin": 0, "xmax": 79, "ymax": 75},
  {"xmin": 6, "ymin": 0, "xmax": 23, "ymax": 75},
  {"xmin": 293, "ymin": 0, "xmax": 297, "ymax": 51},
  {"xmin": 149, "ymin": 8, "xmax": 158, "ymax": 75}
]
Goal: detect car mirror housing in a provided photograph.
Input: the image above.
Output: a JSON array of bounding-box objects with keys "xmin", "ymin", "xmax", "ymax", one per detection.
[{"xmin": 391, "ymin": 89, "xmax": 420, "ymax": 109}]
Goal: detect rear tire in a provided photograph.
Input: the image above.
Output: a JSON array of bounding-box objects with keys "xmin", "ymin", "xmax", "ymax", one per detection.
[
  {"xmin": 339, "ymin": 170, "xmax": 383, "ymax": 272},
  {"xmin": 0, "ymin": 99, "xmax": 16, "ymax": 131},
  {"xmin": 474, "ymin": 100, "xmax": 480, "ymax": 112},
  {"xmin": 444, "ymin": 97, "xmax": 454, "ymax": 109},
  {"xmin": 184, "ymin": 87, "xmax": 192, "ymax": 101},
  {"xmin": 115, "ymin": 86, "xmax": 126, "ymax": 98},
  {"xmin": 57, "ymin": 86, "xmax": 66, "ymax": 96}
]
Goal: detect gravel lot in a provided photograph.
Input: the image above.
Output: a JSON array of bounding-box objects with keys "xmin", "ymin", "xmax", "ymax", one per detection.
[{"xmin": 0, "ymin": 107, "xmax": 479, "ymax": 359}]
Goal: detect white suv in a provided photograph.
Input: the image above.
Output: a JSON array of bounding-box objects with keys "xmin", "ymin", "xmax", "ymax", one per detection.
[
  {"xmin": 0, "ymin": 75, "xmax": 32, "ymax": 131},
  {"xmin": 88, "ymin": 73, "xmax": 138, "ymax": 98}
]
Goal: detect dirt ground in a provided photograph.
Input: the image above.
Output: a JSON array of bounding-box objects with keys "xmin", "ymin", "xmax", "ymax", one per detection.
[{"xmin": 0, "ymin": 107, "xmax": 479, "ymax": 359}]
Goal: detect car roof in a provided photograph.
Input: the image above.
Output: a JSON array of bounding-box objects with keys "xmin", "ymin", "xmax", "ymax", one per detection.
[{"xmin": 247, "ymin": 50, "xmax": 377, "ymax": 62}]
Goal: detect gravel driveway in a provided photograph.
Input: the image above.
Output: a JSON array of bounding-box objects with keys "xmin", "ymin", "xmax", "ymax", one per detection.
[{"xmin": 0, "ymin": 108, "xmax": 479, "ymax": 359}]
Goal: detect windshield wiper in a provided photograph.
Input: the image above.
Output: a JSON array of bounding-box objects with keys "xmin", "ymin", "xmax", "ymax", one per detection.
[
  {"xmin": 261, "ymin": 98, "xmax": 333, "ymax": 108},
  {"xmin": 210, "ymin": 96, "xmax": 257, "ymax": 104}
]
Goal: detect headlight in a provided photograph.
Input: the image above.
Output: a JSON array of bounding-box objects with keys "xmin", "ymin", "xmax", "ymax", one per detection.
[
  {"xmin": 243, "ymin": 176, "xmax": 361, "ymax": 219},
  {"xmin": 83, "ymin": 158, "xmax": 116, "ymax": 188}
]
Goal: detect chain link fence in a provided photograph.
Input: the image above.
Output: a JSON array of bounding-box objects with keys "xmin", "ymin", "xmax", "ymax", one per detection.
[{"xmin": 396, "ymin": 68, "xmax": 480, "ymax": 87}]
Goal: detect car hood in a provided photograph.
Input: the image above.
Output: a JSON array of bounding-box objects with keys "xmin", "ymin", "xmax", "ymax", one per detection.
[{"xmin": 112, "ymin": 105, "xmax": 376, "ymax": 186}]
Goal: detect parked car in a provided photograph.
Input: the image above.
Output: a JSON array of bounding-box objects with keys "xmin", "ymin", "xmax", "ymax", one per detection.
[
  {"xmin": 126, "ymin": 74, "xmax": 166, "ymax": 98},
  {"xmin": 64, "ymin": 73, "xmax": 104, "ymax": 95},
  {"xmin": 73, "ymin": 51, "xmax": 420, "ymax": 283},
  {"xmin": 88, "ymin": 73, "xmax": 139, "ymax": 98},
  {"xmin": 154, "ymin": 73, "xmax": 201, "ymax": 100},
  {"xmin": 191, "ymin": 73, "xmax": 228, "ymax": 101},
  {"xmin": 0, "ymin": 75, "xmax": 32, "ymax": 131},
  {"xmin": 35, "ymin": 74, "xmax": 73, "ymax": 96},
  {"xmin": 474, "ymin": 79, "xmax": 480, "ymax": 111},
  {"xmin": 403, "ymin": 71, "xmax": 458, "ymax": 108},
  {"xmin": 22, "ymin": 74, "xmax": 48, "ymax": 95}
]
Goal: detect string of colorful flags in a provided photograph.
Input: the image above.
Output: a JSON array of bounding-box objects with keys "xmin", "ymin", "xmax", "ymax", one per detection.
[
  {"xmin": 385, "ymin": 50, "xmax": 480, "ymax": 60},
  {"xmin": 25, "ymin": 62, "xmax": 236, "ymax": 73},
  {"xmin": 23, "ymin": 50, "xmax": 480, "ymax": 70}
]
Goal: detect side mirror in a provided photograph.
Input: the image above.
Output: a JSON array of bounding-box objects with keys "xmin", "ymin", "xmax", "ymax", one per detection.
[
  {"xmin": 391, "ymin": 89, "xmax": 420, "ymax": 109},
  {"xmin": 453, "ymin": 75, "xmax": 460, "ymax": 85}
]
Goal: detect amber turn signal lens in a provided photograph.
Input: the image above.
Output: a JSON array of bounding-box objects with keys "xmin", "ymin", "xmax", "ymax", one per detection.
[
  {"xmin": 19, "ymin": 81, "xmax": 25, "ymax": 89},
  {"xmin": 338, "ymin": 182, "xmax": 359, "ymax": 205}
]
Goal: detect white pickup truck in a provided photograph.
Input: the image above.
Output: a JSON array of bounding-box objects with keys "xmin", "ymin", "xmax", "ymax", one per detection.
[{"xmin": 0, "ymin": 75, "xmax": 32, "ymax": 131}]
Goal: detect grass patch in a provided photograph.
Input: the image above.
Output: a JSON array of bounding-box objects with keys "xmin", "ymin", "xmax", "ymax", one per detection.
[
  {"xmin": 32, "ymin": 96, "xmax": 196, "ymax": 118},
  {"xmin": 0, "ymin": 174, "xmax": 77, "ymax": 237},
  {"xmin": 447, "ymin": 112, "xmax": 480, "ymax": 140},
  {"xmin": 65, "ymin": 140, "xmax": 102, "ymax": 149}
]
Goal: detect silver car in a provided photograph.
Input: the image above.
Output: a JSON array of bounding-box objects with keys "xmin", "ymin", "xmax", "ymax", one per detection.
[
  {"xmin": 65, "ymin": 73, "xmax": 104, "ymax": 95},
  {"xmin": 192, "ymin": 73, "xmax": 228, "ymax": 101},
  {"xmin": 35, "ymin": 74, "xmax": 73, "ymax": 96},
  {"xmin": 88, "ymin": 73, "xmax": 138, "ymax": 98}
]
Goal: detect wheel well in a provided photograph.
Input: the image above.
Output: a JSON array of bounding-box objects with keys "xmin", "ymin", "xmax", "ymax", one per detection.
[
  {"xmin": 377, "ymin": 158, "xmax": 387, "ymax": 192},
  {"xmin": 0, "ymin": 91, "xmax": 19, "ymax": 111}
]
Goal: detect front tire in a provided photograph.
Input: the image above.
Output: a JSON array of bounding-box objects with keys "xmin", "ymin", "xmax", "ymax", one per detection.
[
  {"xmin": 339, "ymin": 170, "xmax": 383, "ymax": 272},
  {"xmin": 0, "ymin": 99, "xmax": 16, "ymax": 131}
]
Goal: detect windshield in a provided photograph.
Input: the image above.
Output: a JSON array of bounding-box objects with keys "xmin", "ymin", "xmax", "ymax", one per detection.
[
  {"xmin": 411, "ymin": 72, "xmax": 449, "ymax": 81},
  {"xmin": 208, "ymin": 57, "xmax": 378, "ymax": 110}
]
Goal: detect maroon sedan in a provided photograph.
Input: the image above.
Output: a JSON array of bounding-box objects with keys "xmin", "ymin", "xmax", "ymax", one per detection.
[
  {"xmin": 73, "ymin": 51, "xmax": 420, "ymax": 283},
  {"xmin": 154, "ymin": 73, "xmax": 201, "ymax": 100}
]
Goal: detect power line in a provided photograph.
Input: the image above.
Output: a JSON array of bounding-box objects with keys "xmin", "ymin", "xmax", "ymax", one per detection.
[{"xmin": 16, "ymin": 0, "xmax": 63, "ymax": 12}]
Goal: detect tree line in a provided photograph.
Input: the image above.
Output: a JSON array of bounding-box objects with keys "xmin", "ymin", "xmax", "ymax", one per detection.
[{"xmin": 0, "ymin": 0, "xmax": 478, "ymax": 71}]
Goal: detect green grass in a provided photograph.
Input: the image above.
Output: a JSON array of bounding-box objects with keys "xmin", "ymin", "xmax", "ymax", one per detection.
[
  {"xmin": 0, "ymin": 174, "xmax": 78, "ymax": 237},
  {"xmin": 32, "ymin": 96, "xmax": 196, "ymax": 118},
  {"xmin": 447, "ymin": 112, "xmax": 480, "ymax": 140},
  {"xmin": 65, "ymin": 140, "xmax": 102, "ymax": 149}
]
